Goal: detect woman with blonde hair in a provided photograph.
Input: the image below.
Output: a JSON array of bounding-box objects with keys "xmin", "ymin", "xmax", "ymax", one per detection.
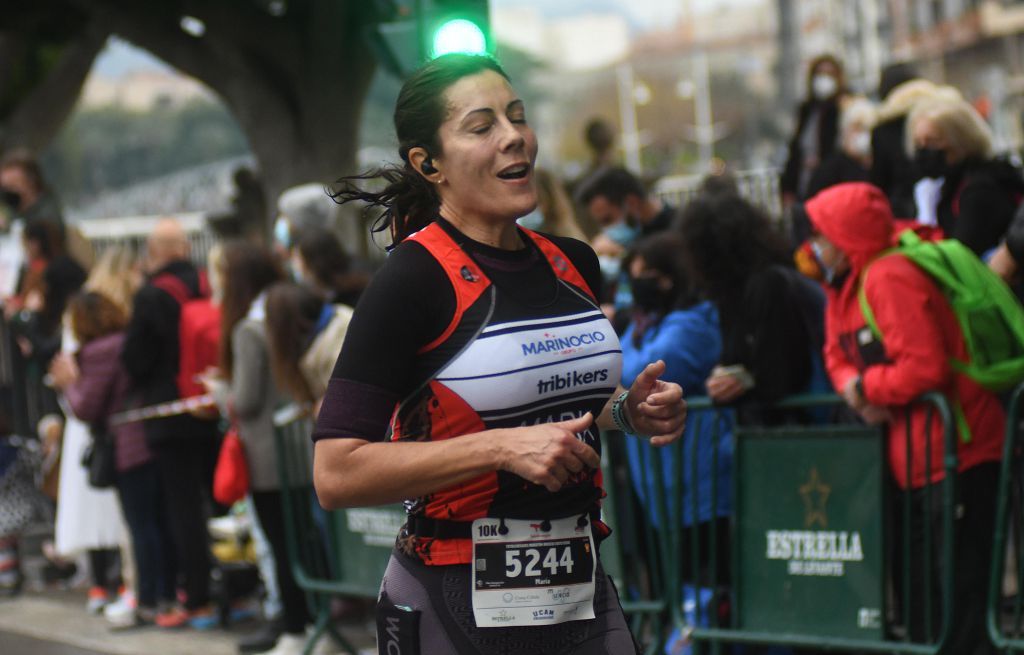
[
  {"xmin": 907, "ymin": 95, "xmax": 1024, "ymax": 255},
  {"xmin": 83, "ymin": 247, "xmax": 139, "ymax": 316}
]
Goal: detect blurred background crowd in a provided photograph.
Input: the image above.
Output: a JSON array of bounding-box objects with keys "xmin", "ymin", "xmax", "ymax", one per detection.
[{"xmin": 5, "ymin": 1, "xmax": 1024, "ymax": 654}]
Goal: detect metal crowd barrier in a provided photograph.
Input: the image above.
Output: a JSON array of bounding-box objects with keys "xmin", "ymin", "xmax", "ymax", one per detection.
[
  {"xmin": 652, "ymin": 168, "xmax": 782, "ymax": 220},
  {"xmin": 273, "ymin": 404, "xmax": 402, "ymax": 655},
  {"xmin": 603, "ymin": 393, "xmax": 959, "ymax": 654},
  {"xmin": 988, "ymin": 384, "xmax": 1024, "ymax": 651},
  {"xmin": 275, "ymin": 392, "xmax": 960, "ymax": 654},
  {"xmin": 78, "ymin": 213, "xmax": 217, "ymax": 267}
]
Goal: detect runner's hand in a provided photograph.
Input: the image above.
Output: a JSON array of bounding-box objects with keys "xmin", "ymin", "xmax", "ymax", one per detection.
[
  {"xmin": 627, "ymin": 360, "xmax": 687, "ymax": 447},
  {"xmin": 500, "ymin": 413, "xmax": 600, "ymax": 492}
]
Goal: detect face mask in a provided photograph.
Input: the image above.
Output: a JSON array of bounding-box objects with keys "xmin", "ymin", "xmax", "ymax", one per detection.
[
  {"xmin": 915, "ymin": 147, "xmax": 948, "ymax": 179},
  {"xmin": 598, "ymin": 255, "xmax": 621, "ymax": 281},
  {"xmin": 810, "ymin": 241, "xmax": 839, "ymax": 285},
  {"xmin": 517, "ymin": 209, "xmax": 544, "ymax": 231},
  {"xmin": 630, "ymin": 276, "xmax": 669, "ymax": 313},
  {"xmin": 273, "ymin": 216, "xmax": 291, "ymax": 249},
  {"xmin": 289, "ymin": 253, "xmax": 307, "ymax": 284},
  {"xmin": 848, "ymin": 131, "xmax": 871, "ymax": 158},
  {"xmin": 0, "ymin": 189, "xmax": 21, "ymax": 211},
  {"xmin": 812, "ymin": 74, "xmax": 838, "ymax": 101},
  {"xmin": 604, "ymin": 222, "xmax": 639, "ymax": 248}
]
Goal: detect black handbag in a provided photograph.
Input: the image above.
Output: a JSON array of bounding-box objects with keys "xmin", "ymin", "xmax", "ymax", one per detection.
[
  {"xmin": 79, "ymin": 365, "xmax": 119, "ymax": 489},
  {"xmin": 82, "ymin": 425, "xmax": 116, "ymax": 489}
]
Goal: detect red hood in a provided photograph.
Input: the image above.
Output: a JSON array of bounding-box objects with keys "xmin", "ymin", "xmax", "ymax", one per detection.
[{"xmin": 805, "ymin": 183, "xmax": 894, "ymax": 273}]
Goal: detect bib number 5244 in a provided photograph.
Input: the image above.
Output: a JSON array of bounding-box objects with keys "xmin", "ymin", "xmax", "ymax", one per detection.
[
  {"xmin": 475, "ymin": 537, "xmax": 593, "ymax": 590},
  {"xmin": 505, "ymin": 546, "xmax": 575, "ymax": 578}
]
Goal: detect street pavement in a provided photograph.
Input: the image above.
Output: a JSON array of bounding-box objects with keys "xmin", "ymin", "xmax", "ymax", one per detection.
[
  {"xmin": 2, "ymin": 631, "xmax": 109, "ymax": 655},
  {"xmin": 0, "ymin": 593, "xmax": 238, "ymax": 655},
  {"xmin": 0, "ymin": 590, "xmax": 376, "ymax": 655}
]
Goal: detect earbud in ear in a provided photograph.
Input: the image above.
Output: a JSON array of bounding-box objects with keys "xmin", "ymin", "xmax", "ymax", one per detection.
[{"xmin": 421, "ymin": 158, "xmax": 439, "ymax": 176}]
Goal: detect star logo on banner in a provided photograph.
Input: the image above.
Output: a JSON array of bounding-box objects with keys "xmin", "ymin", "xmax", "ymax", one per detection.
[{"xmin": 799, "ymin": 466, "xmax": 831, "ymax": 528}]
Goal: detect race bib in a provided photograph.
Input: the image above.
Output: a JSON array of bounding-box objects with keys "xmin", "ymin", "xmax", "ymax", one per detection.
[{"xmin": 471, "ymin": 516, "xmax": 596, "ymax": 627}]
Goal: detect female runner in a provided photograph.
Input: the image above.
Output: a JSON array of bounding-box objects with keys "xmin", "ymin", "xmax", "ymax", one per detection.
[{"xmin": 314, "ymin": 53, "xmax": 686, "ymax": 655}]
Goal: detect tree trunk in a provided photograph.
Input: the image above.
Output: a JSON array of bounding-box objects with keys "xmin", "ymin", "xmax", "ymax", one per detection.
[{"xmin": 0, "ymin": 21, "xmax": 109, "ymax": 153}]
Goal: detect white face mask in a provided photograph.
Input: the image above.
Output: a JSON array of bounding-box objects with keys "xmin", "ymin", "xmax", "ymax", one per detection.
[
  {"xmin": 812, "ymin": 74, "xmax": 838, "ymax": 100},
  {"xmin": 273, "ymin": 216, "xmax": 291, "ymax": 249},
  {"xmin": 598, "ymin": 255, "xmax": 621, "ymax": 281},
  {"xmin": 289, "ymin": 253, "xmax": 307, "ymax": 284},
  {"xmin": 847, "ymin": 130, "xmax": 871, "ymax": 157},
  {"xmin": 517, "ymin": 209, "xmax": 544, "ymax": 231}
]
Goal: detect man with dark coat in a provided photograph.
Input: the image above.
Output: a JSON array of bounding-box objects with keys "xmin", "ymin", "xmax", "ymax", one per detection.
[{"xmin": 121, "ymin": 218, "xmax": 217, "ymax": 627}]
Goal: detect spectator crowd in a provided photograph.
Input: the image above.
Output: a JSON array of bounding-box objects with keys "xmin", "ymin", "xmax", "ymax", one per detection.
[{"xmin": 1, "ymin": 53, "xmax": 1024, "ymax": 655}]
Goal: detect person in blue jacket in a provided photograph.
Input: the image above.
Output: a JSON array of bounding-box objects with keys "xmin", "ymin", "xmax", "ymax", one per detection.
[{"xmin": 619, "ymin": 233, "xmax": 732, "ymax": 582}]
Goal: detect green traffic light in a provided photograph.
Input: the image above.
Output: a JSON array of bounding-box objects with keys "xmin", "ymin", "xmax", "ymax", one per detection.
[{"xmin": 431, "ymin": 18, "xmax": 487, "ymax": 58}]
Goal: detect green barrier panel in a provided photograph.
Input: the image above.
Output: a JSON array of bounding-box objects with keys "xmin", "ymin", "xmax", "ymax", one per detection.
[
  {"xmin": 683, "ymin": 393, "xmax": 956, "ymax": 655},
  {"xmin": 734, "ymin": 423, "xmax": 885, "ymax": 639},
  {"xmin": 987, "ymin": 383, "xmax": 1024, "ymax": 651},
  {"xmin": 332, "ymin": 505, "xmax": 406, "ymax": 597},
  {"xmin": 600, "ymin": 429, "xmax": 666, "ymax": 655},
  {"xmin": 273, "ymin": 405, "xmax": 376, "ymax": 654}
]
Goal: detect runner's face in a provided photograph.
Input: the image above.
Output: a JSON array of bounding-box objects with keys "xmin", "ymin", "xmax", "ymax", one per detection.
[{"xmin": 433, "ymin": 70, "xmax": 539, "ymax": 225}]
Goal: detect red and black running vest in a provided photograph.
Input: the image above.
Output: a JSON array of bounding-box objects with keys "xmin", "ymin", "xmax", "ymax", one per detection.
[{"xmin": 392, "ymin": 223, "xmax": 623, "ymax": 566}]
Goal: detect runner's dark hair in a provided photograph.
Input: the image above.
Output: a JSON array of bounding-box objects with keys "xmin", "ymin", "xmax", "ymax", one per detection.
[{"xmin": 328, "ymin": 53, "xmax": 509, "ymax": 250}]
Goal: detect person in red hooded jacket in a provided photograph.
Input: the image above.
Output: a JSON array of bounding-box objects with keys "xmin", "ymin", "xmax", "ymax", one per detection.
[{"xmin": 805, "ymin": 182, "xmax": 1002, "ymax": 654}]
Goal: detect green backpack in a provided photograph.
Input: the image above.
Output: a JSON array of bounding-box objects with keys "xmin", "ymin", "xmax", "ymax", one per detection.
[{"xmin": 858, "ymin": 229, "xmax": 1024, "ymax": 440}]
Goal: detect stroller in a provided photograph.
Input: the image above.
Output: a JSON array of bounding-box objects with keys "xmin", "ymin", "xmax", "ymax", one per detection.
[{"xmin": 0, "ymin": 434, "xmax": 52, "ymax": 594}]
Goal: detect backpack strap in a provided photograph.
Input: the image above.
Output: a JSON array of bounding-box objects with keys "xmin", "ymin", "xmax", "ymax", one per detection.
[
  {"xmin": 857, "ymin": 242, "xmax": 973, "ymax": 444},
  {"xmin": 519, "ymin": 228, "xmax": 597, "ymax": 302},
  {"xmin": 856, "ymin": 247, "xmax": 898, "ymax": 343},
  {"xmin": 152, "ymin": 273, "xmax": 192, "ymax": 307},
  {"xmin": 406, "ymin": 223, "xmax": 492, "ymax": 355},
  {"xmin": 196, "ymin": 269, "xmax": 211, "ymax": 299}
]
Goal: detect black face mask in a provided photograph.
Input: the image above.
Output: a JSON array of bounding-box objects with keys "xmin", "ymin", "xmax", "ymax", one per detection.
[
  {"xmin": 914, "ymin": 147, "xmax": 949, "ymax": 179},
  {"xmin": 630, "ymin": 276, "xmax": 670, "ymax": 313},
  {"xmin": 0, "ymin": 188, "xmax": 20, "ymax": 211}
]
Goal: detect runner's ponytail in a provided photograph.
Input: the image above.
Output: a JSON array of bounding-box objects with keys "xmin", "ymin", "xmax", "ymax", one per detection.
[{"xmin": 329, "ymin": 163, "xmax": 440, "ymax": 249}]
